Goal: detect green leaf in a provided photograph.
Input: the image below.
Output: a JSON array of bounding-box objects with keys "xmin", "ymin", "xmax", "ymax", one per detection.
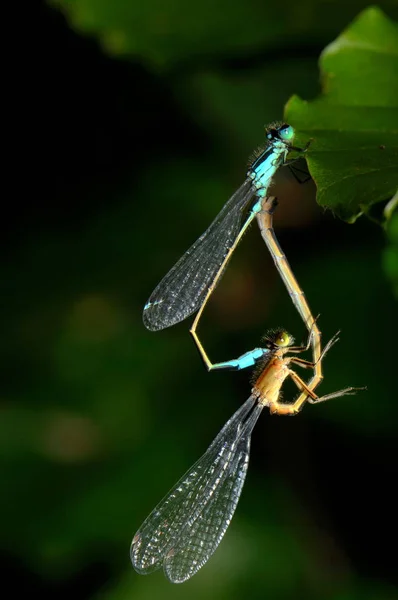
[
  {"xmin": 50, "ymin": 0, "xmax": 396, "ymax": 70},
  {"xmin": 383, "ymin": 194, "xmax": 398, "ymax": 297},
  {"xmin": 49, "ymin": 0, "xmax": 296, "ymax": 67},
  {"xmin": 285, "ymin": 7, "xmax": 398, "ymax": 223}
]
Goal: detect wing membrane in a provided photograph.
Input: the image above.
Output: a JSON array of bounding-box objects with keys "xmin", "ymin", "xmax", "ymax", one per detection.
[
  {"xmin": 143, "ymin": 180, "xmax": 255, "ymax": 331},
  {"xmin": 164, "ymin": 402, "xmax": 263, "ymax": 582},
  {"xmin": 130, "ymin": 395, "xmax": 260, "ymax": 576}
]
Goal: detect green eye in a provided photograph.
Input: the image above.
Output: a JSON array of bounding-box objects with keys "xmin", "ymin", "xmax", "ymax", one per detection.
[
  {"xmin": 262, "ymin": 329, "xmax": 293, "ymax": 348},
  {"xmin": 279, "ymin": 125, "xmax": 294, "ymax": 141},
  {"xmin": 276, "ymin": 331, "xmax": 290, "ymax": 347}
]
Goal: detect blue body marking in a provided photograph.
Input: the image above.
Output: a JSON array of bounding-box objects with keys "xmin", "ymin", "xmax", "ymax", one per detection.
[{"xmin": 212, "ymin": 347, "xmax": 270, "ymax": 371}]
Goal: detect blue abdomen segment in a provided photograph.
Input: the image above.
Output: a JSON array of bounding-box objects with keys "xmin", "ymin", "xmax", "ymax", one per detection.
[{"xmin": 213, "ymin": 348, "xmax": 269, "ymax": 371}]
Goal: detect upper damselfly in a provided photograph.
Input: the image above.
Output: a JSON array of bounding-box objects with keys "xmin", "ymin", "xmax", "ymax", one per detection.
[
  {"xmin": 131, "ymin": 328, "xmax": 361, "ymax": 583},
  {"xmin": 143, "ymin": 123, "xmax": 309, "ymax": 331}
]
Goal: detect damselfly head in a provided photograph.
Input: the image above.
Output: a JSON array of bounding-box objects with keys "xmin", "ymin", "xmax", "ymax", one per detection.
[
  {"xmin": 266, "ymin": 123, "xmax": 295, "ymax": 144},
  {"xmin": 262, "ymin": 328, "xmax": 294, "ymax": 350}
]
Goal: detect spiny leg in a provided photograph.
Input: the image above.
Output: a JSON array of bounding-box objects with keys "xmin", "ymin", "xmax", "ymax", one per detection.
[
  {"xmin": 290, "ymin": 368, "xmax": 363, "ymax": 411},
  {"xmin": 288, "ymin": 317, "xmax": 323, "ymax": 354},
  {"xmin": 286, "ymin": 330, "xmax": 351, "ymax": 412},
  {"xmin": 287, "ymin": 163, "xmax": 312, "ymax": 184},
  {"xmin": 288, "ymin": 329, "xmax": 356, "ymax": 411},
  {"xmin": 289, "ymin": 330, "xmax": 341, "ymax": 369},
  {"xmin": 307, "ymin": 387, "xmax": 364, "ymax": 405},
  {"xmin": 269, "ymin": 368, "xmax": 363, "ymax": 416}
]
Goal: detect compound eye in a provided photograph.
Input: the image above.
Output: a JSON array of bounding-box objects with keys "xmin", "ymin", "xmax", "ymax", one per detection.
[
  {"xmin": 279, "ymin": 124, "xmax": 295, "ymax": 141},
  {"xmin": 275, "ymin": 331, "xmax": 291, "ymax": 347}
]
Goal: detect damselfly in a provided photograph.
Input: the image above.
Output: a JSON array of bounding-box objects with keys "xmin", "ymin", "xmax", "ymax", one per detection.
[
  {"xmin": 143, "ymin": 123, "xmax": 309, "ymax": 331},
  {"xmin": 131, "ymin": 328, "xmax": 362, "ymax": 583}
]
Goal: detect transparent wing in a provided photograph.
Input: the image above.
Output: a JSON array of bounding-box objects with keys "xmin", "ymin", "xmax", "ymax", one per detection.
[
  {"xmin": 164, "ymin": 402, "xmax": 263, "ymax": 583},
  {"xmin": 143, "ymin": 179, "xmax": 255, "ymax": 331},
  {"xmin": 130, "ymin": 395, "xmax": 261, "ymax": 577}
]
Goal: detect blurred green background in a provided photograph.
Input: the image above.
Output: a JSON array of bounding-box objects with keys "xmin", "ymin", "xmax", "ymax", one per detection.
[{"xmin": 2, "ymin": 1, "xmax": 397, "ymax": 599}]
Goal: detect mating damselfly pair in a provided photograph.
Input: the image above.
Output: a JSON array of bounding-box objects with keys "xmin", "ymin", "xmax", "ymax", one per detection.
[{"xmin": 131, "ymin": 123, "xmax": 362, "ymax": 583}]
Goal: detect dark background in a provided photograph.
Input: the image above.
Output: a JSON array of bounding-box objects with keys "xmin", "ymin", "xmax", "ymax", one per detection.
[{"xmin": 2, "ymin": 1, "xmax": 397, "ymax": 599}]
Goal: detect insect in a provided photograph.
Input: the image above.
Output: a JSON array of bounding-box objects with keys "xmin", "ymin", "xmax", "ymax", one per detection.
[
  {"xmin": 143, "ymin": 123, "xmax": 310, "ymax": 331},
  {"xmin": 131, "ymin": 328, "xmax": 362, "ymax": 583}
]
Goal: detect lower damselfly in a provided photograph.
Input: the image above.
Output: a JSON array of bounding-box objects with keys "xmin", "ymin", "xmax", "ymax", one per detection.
[
  {"xmin": 143, "ymin": 123, "xmax": 310, "ymax": 331},
  {"xmin": 131, "ymin": 328, "xmax": 362, "ymax": 583}
]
